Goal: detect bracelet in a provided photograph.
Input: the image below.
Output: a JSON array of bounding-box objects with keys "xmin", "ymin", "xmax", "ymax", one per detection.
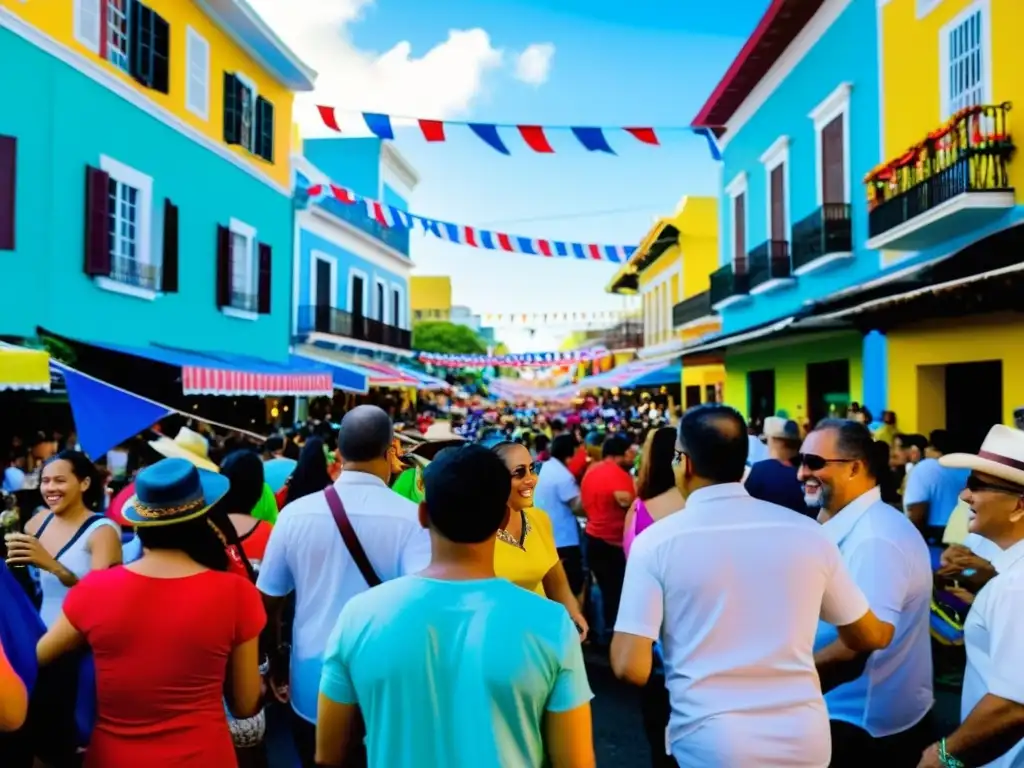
[{"xmin": 939, "ymin": 738, "xmax": 965, "ymax": 768}]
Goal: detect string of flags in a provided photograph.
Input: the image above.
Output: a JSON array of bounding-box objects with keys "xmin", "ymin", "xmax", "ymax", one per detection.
[
  {"xmin": 304, "ymin": 182, "xmax": 637, "ymax": 263},
  {"xmin": 419, "ymin": 347, "xmax": 609, "ymax": 369},
  {"xmin": 483, "ymin": 310, "xmax": 638, "ymax": 326},
  {"xmin": 315, "ymin": 106, "xmax": 723, "ymax": 160}
]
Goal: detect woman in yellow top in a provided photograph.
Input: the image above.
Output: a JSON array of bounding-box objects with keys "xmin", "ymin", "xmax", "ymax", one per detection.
[{"xmin": 490, "ymin": 441, "xmax": 589, "ymax": 640}]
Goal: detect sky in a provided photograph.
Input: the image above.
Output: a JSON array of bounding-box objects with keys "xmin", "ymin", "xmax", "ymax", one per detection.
[{"xmin": 248, "ymin": 0, "xmax": 771, "ymax": 351}]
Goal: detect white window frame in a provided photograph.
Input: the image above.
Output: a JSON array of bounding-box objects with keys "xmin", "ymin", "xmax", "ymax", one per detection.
[
  {"xmin": 760, "ymin": 136, "xmax": 790, "ymax": 243},
  {"xmin": 347, "ymin": 267, "xmax": 369, "ymax": 316},
  {"xmin": 185, "ymin": 26, "xmax": 210, "ymax": 121},
  {"xmin": 234, "ymin": 72, "xmax": 258, "ymax": 153},
  {"xmin": 309, "ymin": 250, "xmax": 338, "ymax": 309},
  {"xmin": 105, "ymin": 0, "xmax": 131, "ymax": 72},
  {"xmin": 95, "ymin": 154, "xmax": 155, "ymax": 301},
  {"xmin": 390, "ymin": 282, "xmax": 406, "ymax": 328},
  {"xmin": 373, "ymin": 276, "xmax": 388, "ymax": 323},
  {"xmin": 223, "ymin": 217, "xmax": 258, "ymax": 321},
  {"xmin": 939, "ymin": 0, "xmax": 992, "ymax": 120},
  {"xmin": 916, "ymin": 0, "xmax": 942, "ymax": 18},
  {"xmin": 73, "ymin": 0, "xmax": 102, "ymax": 53},
  {"xmin": 809, "ymin": 83, "xmax": 852, "ymax": 206},
  {"xmin": 725, "ymin": 172, "xmax": 748, "ymax": 267}
]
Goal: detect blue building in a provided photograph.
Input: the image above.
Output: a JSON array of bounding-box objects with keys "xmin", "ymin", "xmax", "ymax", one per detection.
[{"xmin": 291, "ymin": 138, "xmax": 419, "ymax": 370}]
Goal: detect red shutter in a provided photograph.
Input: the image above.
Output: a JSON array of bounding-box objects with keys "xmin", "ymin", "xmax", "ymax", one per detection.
[
  {"xmin": 0, "ymin": 135, "xmax": 15, "ymax": 251},
  {"xmin": 216, "ymin": 224, "xmax": 231, "ymax": 307},
  {"xmin": 257, "ymin": 242, "xmax": 272, "ymax": 314},
  {"xmin": 84, "ymin": 165, "xmax": 111, "ymax": 276},
  {"xmin": 161, "ymin": 199, "xmax": 179, "ymax": 293},
  {"xmin": 733, "ymin": 192, "xmax": 746, "ymax": 267},
  {"xmin": 822, "ymin": 116, "xmax": 845, "ymax": 205}
]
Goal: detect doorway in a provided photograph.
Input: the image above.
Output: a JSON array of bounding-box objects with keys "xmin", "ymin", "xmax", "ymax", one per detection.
[
  {"xmin": 685, "ymin": 385, "xmax": 701, "ymax": 409},
  {"xmin": 314, "ymin": 258, "xmax": 332, "ymax": 332},
  {"xmin": 806, "ymin": 359, "xmax": 850, "ymax": 426},
  {"xmin": 946, "ymin": 360, "xmax": 1001, "ymax": 452},
  {"xmin": 747, "ymin": 369, "xmax": 775, "ymax": 426},
  {"xmin": 350, "ymin": 274, "xmax": 365, "ymax": 318}
]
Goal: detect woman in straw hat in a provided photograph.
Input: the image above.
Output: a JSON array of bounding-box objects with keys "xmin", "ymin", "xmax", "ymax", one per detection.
[{"xmin": 36, "ymin": 458, "xmax": 266, "ymax": 768}]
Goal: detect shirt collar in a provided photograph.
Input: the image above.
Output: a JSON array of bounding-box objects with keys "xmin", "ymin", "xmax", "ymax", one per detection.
[
  {"xmin": 822, "ymin": 487, "xmax": 882, "ymax": 546},
  {"xmin": 337, "ymin": 471, "xmax": 388, "ymax": 489},
  {"xmin": 686, "ymin": 482, "xmax": 749, "ymax": 506},
  {"xmin": 993, "ymin": 537, "xmax": 1024, "ymax": 574}
]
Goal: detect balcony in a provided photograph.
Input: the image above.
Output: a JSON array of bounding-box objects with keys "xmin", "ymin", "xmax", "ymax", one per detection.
[
  {"xmin": 672, "ymin": 291, "xmax": 715, "ymax": 330},
  {"xmin": 865, "ymin": 103, "xmax": 1015, "ymax": 251},
  {"xmin": 298, "ymin": 305, "xmax": 412, "ymax": 350},
  {"xmin": 316, "ymin": 196, "xmax": 411, "ymax": 257},
  {"xmin": 748, "ymin": 240, "xmax": 794, "ymax": 294},
  {"xmin": 791, "ymin": 204, "xmax": 853, "ymax": 275},
  {"xmin": 709, "ymin": 261, "xmax": 751, "ymax": 311}
]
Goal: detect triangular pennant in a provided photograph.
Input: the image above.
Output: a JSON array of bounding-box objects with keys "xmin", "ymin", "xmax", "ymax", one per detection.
[
  {"xmin": 468, "ymin": 123, "xmax": 511, "ymax": 155},
  {"xmin": 363, "ymin": 112, "xmax": 395, "ymax": 140},
  {"xmin": 570, "ymin": 127, "xmax": 616, "ymax": 154},
  {"xmin": 61, "ymin": 367, "xmax": 172, "ymax": 458}
]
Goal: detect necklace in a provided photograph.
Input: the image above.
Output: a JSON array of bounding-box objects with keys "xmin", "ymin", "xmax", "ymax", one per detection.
[{"xmin": 496, "ymin": 509, "xmax": 531, "ymax": 550}]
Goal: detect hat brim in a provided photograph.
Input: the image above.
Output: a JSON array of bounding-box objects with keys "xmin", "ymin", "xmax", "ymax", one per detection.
[
  {"xmin": 148, "ymin": 437, "xmax": 220, "ymax": 473},
  {"xmin": 940, "ymin": 453, "xmax": 1024, "ymax": 488},
  {"xmin": 121, "ymin": 471, "xmax": 230, "ymax": 527}
]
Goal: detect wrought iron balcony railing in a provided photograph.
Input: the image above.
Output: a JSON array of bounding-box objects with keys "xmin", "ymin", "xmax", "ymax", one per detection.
[
  {"xmin": 709, "ymin": 260, "xmax": 750, "ymax": 307},
  {"xmin": 297, "ymin": 305, "xmax": 412, "ymax": 349},
  {"xmin": 315, "ymin": 196, "xmax": 411, "ymax": 256},
  {"xmin": 747, "ymin": 240, "xmax": 792, "ymax": 290},
  {"xmin": 791, "ymin": 204, "xmax": 852, "ymax": 272},
  {"xmin": 672, "ymin": 291, "xmax": 713, "ymax": 328},
  {"xmin": 865, "ymin": 102, "xmax": 1014, "ymax": 239}
]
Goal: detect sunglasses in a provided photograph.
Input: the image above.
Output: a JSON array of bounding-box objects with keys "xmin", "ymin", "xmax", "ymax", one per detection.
[
  {"xmin": 965, "ymin": 474, "xmax": 1024, "ymax": 496},
  {"xmin": 796, "ymin": 453, "xmax": 857, "ymax": 472},
  {"xmin": 510, "ymin": 463, "xmax": 540, "ymax": 480}
]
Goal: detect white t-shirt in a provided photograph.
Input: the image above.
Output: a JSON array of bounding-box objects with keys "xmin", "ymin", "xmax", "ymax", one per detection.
[
  {"xmin": 533, "ymin": 458, "xmax": 580, "ymax": 548},
  {"xmin": 615, "ymin": 483, "xmax": 869, "ymax": 768},
  {"xmin": 962, "ymin": 538, "xmax": 1024, "ymax": 768},
  {"xmin": 815, "ymin": 488, "xmax": 934, "ymax": 736},
  {"xmin": 256, "ymin": 471, "xmax": 431, "ymax": 723}
]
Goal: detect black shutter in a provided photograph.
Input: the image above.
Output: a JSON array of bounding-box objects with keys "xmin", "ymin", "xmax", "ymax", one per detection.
[
  {"xmin": 161, "ymin": 199, "xmax": 179, "ymax": 293},
  {"xmin": 151, "ymin": 11, "xmax": 170, "ymax": 94},
  {"xmin": 223, "ymin": 73, "xmax": 241, "ymax": 145},
  {"xmin": 84, "ymin": 166, "xmax": 111, "ymax": 276},
  {"xmin": 216, "ymin": 224, "xmax": 231, "ymax": 307},
  {"xmin": 129, "ymin": 1, "xmax": 154, "ymax": 88},
  {"xmin": 257, "ymin": 243, "xmax": 271, "ymax": 314},
  {"xmin": 256, "ymin": 96, "xmax": 275, "ymax": 162},
  {"xmin": 0, "ymin": 135, "xmax": 15, "ymax": 251}
]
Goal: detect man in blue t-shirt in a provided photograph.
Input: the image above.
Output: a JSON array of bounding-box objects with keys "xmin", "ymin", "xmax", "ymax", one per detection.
[
  {"xmin": 746, "ymin": 417, "xmax": 812, "ymax": 517},
  {"xmin": 316, "ymin": 444, "xmax": 596, "ymax": 768}
]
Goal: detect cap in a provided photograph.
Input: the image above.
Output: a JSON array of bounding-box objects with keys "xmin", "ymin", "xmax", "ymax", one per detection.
[{"xmin": 763, "ymin": 416, "xmax": 800, "ymax": 440}]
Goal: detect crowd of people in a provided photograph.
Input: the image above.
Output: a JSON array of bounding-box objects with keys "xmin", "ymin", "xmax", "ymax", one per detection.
[{"xmin": 0, "ymin": 397, "xmax": 1022, "ymax": 768}]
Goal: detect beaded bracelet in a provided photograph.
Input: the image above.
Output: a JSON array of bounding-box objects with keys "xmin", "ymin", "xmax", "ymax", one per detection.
[{"xmin": 940, "ymin": 738, "xmax": 966, "ymax": 768}]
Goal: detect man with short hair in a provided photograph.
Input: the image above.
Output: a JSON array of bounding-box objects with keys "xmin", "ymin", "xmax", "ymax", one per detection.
[
  {"xmin": 612, "ymin": 404, "xmax": 892, "ymax": 767},
  {"xmin": 316, "ymin": 445, "xmax": 596, "ymax": 768},
  {"xmin": 799, "ymin": 419, "xmax": 934, "ymax": 765},
  {"xmin": 905, "ymin": 430, "xmax": 970, "ymax": 563},
  {"xmin": 257, "ymin": 405, "xmax": 431, "ymax": 767},
  {"xmin": 745, "ymin": 416, "xmax": 809, "ymax": 515}
]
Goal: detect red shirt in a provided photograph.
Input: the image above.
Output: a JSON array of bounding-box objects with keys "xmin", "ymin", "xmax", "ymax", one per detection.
[
  {"xmin": 567, "ymin": 445, "xmax": 589, "ymax": 483},
  {"xmin": 580, "ymin": 459, "xmax": 635, "ymax": 546},
  {"xmin": 64, "ymin": 567, "xmax": 266, "ymax": 768}
]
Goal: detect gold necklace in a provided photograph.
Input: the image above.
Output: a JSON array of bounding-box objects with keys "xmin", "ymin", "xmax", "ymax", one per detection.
[{"xmin": 496, "ymin": 509, "xmax": 531, "ymax": 550}]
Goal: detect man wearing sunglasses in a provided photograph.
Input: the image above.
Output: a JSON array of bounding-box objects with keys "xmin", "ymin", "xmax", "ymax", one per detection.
[{"xmin": 798, "ymin": 419, "xmax": 933, "ymax": 766}]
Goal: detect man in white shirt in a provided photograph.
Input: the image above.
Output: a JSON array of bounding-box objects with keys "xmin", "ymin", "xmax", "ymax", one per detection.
[
  {"xmin": 917, "ymin": 425, "xmax": 1024, "ymax": 768},
  {"xmin": 534, "ymin": 434, "xmax": 585, "ymax": 595},
  {"xmin": 257, "ymin": 405, "xmax": 431, "ymax": 767},
  {"xmin": 799, "ymin": 419, "xmax": 934, "ymax": 765},
  {"xmin": 611, "ymin": 403, "xmax": 893, "ymax": 768}
]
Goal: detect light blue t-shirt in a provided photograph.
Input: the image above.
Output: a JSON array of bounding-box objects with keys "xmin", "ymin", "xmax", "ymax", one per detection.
[
  {"xmin": 903, "ymin": 458, "xmax": 970, "ymax": 528},
  {"xmin": 320, "ymin": 575, "xmax": 593, "ymax": 768}
]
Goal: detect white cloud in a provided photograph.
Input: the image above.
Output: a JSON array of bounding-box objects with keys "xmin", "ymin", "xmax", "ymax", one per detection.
[
  {"xmin": 247, "ymin": 0, "xmax": 547, "ymax": 136},
  {"xmin": 513, "ymin": 43, "xmax": 555, "ymax": 86}
]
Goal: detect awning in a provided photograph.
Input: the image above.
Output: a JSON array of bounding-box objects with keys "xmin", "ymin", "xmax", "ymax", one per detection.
[
  {"xmin": 0, "ymin": 347, "xmax": 51, "ymax": 391},
  {"xmin": 68, "ymin": 338, "xmax": 334, "ymax": 397},
  {"xmin": 397, "ymin": 365, "xmax": 451, "ymax": 391},
  {"xmin": 288, "ymin": 354, "xmax": 368, "ymax": 394},
  {"xmin": 630, "ymin": 361, "xmax": 682, "ymax": 388},
  {"xmin": 577, "ymin": 360, "xmax": 665, "ymax": 390},
  {"xmin": 679, "ymin": 317, "xmax": 797, "ymax": 358},
  {"xmin": 351, "ymin": 359, "xmax": 421, "ymax": 387}
]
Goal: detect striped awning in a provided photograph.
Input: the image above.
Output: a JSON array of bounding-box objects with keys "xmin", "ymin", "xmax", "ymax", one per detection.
[{"xmin": 0, "ymin": 348, "xmax": 51, "ymax": 391}]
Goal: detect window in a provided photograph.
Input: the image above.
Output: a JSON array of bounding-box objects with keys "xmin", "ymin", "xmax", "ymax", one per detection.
[
  {"xmin": 224, "ymin": 73, "xmax": 275, "ymax": 162},
  {"xmin": 375, "ymin": 279, "xmax": 387, "ymax": 323},
  {"xmin": 760, "ymin": 137, "xmax": 790, "ymax": 242},
  {"xmin": 391, "ymin": 286, "xmax": 401, "ymax": 328},
  {"xmin": 106, "ymin": 0, "xmax": 131, "ymax": 71},
  {"xmin": 414, "ymin": 309, "xmax": 423, "ymax": 321},
  {"xmin": 725, "ymin": 172, "xmax": 747, "ymax": 268},
  {"xmin": 92, "ymin": 0, "xmax": 170, "ymax": 91},
  {"xmin": 810, "ymin": 83, "xmax": 851, "ymax": 206},
  {"xmin": 74, "ymin": 0, "xmax": 103, "ymax": 53},
  {"xmin": 185, "ymin": 28, "xmax": 210, "ymax": 119},
  {"xmin": 229, "ymin": 220, "xmax": 257, "ymax": 312},
  {"xmin": 940, "ymin": 1, "xmax": 991, "ymax": 118}
]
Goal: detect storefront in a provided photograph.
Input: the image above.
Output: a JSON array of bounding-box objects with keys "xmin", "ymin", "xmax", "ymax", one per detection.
[{"xmin": 681, "ymin": 357, "xmax": 725, "ymax": 408}]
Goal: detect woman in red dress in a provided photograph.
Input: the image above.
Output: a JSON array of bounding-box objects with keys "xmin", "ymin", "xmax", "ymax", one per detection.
[{"xmin": 36, "ymin": 458, "xmax": 265, "ymax": 768}]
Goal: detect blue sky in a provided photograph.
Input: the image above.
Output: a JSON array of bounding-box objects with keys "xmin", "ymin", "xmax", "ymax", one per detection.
[{"xmin": 261, "ymin": 0, "xmax": 770, "ymax": 350}]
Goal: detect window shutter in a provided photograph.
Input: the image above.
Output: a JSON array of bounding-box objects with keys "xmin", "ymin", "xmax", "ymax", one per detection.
[
  {"xmin": 257, "ymin": 243, "xmax": 272, "ymax": 314},
  {"xmin": 256, "ymin": 97, "xmax": 275, "ymax": 162},
  {"xmin": 216, "ymin": 224, "xmax": 231, "ymax": 307},
  {"xmin": 223, "ymin": 73, "xmax": 241, "ymax": 145},
  {"xmin": 151, "ymin": 11, "xmax": 170, "ymax": 94},
  {"xmin": 129, "ymin": 1, "xmax": 154, "ymax": 87},
  {"xmin": 821, "ymin": 116, "xmax": 845, "ymax": 205},
  {"xmin": 161, "ymin": 199, "xmax": 179, "ymax": 292},
  {"xmin": 84, "ymin": 165, "xmax": 111, "ymax": 276},
  {"xmin": 733, "ymin": 192, "xmax": 746, "ymax": 264},
  {"xmin": 0, "ymin": 135, "xmax": 15, "ymax": 251},
  {"xmin": 77, "ymin": 0, "xmax": 103, "ymax": 54}
]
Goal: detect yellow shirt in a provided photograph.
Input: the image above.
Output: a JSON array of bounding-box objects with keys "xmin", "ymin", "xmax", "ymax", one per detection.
[{"xmin": 494, "ymin": 507, "xmax": 559, "ymax": 596}]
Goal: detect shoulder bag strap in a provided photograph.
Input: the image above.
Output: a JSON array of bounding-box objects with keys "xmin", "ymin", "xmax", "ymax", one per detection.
[{"xmin": 324, "ymin": 485, "xmax": 382, "ymax": 588}]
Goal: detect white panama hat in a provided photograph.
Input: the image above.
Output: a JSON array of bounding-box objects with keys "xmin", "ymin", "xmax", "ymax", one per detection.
[
  {"xmin": 940, "ymin": 424, "xmax": 1024, "ymax": 488},
  {"xmin": 148, "ymin": 426, "xmax": 219, "ymax": 473}
]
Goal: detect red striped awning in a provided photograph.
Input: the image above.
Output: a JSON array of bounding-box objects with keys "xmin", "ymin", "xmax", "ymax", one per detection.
[
  {"xmin": 348, "ymin": 360, "xmax": 420, "ymax": 387},
  {"xmin": 182, "ymin": 367, "xmax": 334, "ymax": 396}
]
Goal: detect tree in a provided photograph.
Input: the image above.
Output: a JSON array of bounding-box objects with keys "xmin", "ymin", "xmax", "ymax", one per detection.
[{"xmin": 412, "ymin": 321, "xmax": 488, "ymax": 355}]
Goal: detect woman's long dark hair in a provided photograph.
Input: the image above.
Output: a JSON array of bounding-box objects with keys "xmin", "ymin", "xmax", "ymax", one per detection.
[
  {"xmin": 220, "ymin": 450, "xmax": 265, "ymax": 516},
  {"xmin": 135, "ymin": 515, "xmax": 229, "ymax": 572},
  {"xmin": 44, "ymin": 450, "xmax": 104, "ymax": 511},
  {"xmin": 870, "ymin": 440, "xmax": 902, "ymax": 507},
  {"xmin": 636, "ymin": 427, "xmax": 677, "ymax": 501},
  {"xmin": 285, "ymin": 437, "xmax": 332, "ymax": 505}
]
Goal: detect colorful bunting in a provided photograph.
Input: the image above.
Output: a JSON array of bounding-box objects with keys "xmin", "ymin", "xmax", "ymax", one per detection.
[
  {"xmin": 315, "ymin": 106, "xmax": 723, "ymax": 160},
  {"xmin": 304, "ymin": 182, "xmax": 637, "ymax": 264},
  {"xmin": 420, "ymin": 347, "xmax": 609, "ymax": 369}
]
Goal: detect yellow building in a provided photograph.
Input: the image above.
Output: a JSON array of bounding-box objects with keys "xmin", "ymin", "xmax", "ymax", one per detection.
[
  {"xmin": 871, "ymin": 0, "xmax": 1023, "ymax": 441},
  {"xmin": 410, "ymin": 275, "xmax": 452, "ymax": 321},
  {"xmin": 607, "ymin": 196, "xmax": 725, "ymax": 406}
]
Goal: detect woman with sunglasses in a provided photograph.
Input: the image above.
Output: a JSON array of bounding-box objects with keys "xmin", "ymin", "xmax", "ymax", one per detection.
[{"xmin": 490, "ymin": 441, "xmax": 589, "ymax": 640}]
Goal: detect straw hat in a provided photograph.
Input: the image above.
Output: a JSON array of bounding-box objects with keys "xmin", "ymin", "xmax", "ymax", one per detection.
[
  {"xmin": 940, "ymin": 424, "xmax": 1024, "ymax": 488},
  {"xmin": 149, "ymin": 426, "xmax": 219, "ymax": 472},
  {"xmin": 121, "ymin": 458, "xmax": 229, "ymax": 527}
]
